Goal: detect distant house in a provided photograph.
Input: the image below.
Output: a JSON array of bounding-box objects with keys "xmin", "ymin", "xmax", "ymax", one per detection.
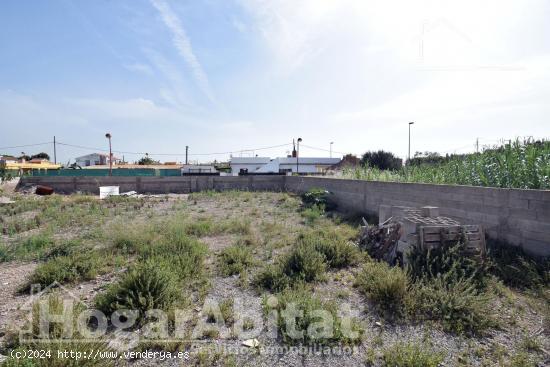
[
  {"xmin": 0, "ymin": 155, "xmax": 60, "ymax": 173},
  {"xmin": 181, "ymin": 164, "xmax": 218, "ymax": 174},
  {"xmin": 74, "ymin": 153, "xmax": 120, "ymax": 167},
  {"xmin": 230, "ymin": 157, "xmax": 341, "ymax": 174},
  {"xmin": 0, "ymin": 155, "xmax": 18, "ymax": 164}
]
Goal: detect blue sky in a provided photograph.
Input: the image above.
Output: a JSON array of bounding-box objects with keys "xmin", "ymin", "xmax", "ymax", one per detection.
[{"xmin": 1, "ymin": 0, "xmax": 549, "ymax": 164}]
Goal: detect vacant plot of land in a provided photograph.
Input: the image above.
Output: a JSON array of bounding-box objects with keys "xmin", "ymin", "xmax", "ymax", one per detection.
[{"xmin": 0, "ymin": 190, "xmax": 548, "ymax": 366}]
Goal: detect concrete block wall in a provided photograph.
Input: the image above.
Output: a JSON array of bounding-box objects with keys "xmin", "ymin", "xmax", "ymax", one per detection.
[
  {"xmin": 18, "ymin": 176, "xmax": 286, "ymax": 195},
  {"xmin": 18, "ymin": 175, "xmax": 549, "ymax": 256},
  {"xmin": 285, "ymin": 176, "xmax": 550, "ymax": 257}
]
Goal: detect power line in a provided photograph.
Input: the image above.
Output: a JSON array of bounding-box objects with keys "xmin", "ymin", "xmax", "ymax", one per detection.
[
  {"xmin": 0, "ymin": 142, "xmax": 53, "ymax": 150},
  {"xmin": 300, "ymin": 144, "xmax": 347, "ymax": 155},
  {"xmin": 55, "ymin": 141, "xmax": 292, "ymax": 157}
]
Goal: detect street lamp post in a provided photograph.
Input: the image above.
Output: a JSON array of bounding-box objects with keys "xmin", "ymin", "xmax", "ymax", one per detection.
[
  {"xmin": 408, "ymin": 122, "xmax": 414, "ymax": 164},
  {"xmin": 330, "ymin": 142, "xmax": 334, "ymax": 158},
  {"xmin": 105, "ymin": 133, "xmax": 112, "ymax": 177},
  {"xmin": 296, "ymin": 137, "xmax": 302, "ymax": 174}
]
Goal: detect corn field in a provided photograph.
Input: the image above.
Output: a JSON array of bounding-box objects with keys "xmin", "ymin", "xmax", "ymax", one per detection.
[{"xmin": 343, "ymin": 139, "xmax": 550, "ymax": 190}]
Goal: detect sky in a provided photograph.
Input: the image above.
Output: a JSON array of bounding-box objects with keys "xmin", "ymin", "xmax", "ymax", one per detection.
[{"xmin": 1, "ymin": 0, "xmax": 549, "ymax": 164}]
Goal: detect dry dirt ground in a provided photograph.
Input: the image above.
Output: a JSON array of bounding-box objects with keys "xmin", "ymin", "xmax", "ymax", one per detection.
[{"xmin": 0, "ymin": 188, "xmax": 548, "ymax": 366}]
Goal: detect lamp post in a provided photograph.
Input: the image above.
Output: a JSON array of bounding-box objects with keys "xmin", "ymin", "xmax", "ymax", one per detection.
[
  {"xmin": 408, "ymin": 122, "xmax": 414, "ymax": 164},
  {"xmin": 105, "ymin": 133, "xmax": 112, "ymax": 177},
  {"xmin": 330, "ymin": 142, "xmax": 334, "ymax": 158},
  {"xmin": 296, "ymin": 137, "xmax": 302, "ymax": 174}
]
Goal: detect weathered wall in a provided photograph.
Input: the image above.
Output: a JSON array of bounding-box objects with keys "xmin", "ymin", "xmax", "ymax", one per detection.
[
  {"xmin": 19, "ymin": 175, "xmax": 550, "ymax": 256},
  {"xmin": 18, "ymin": 176, "xmax": 286, "ymax": 195},
  {"xmin": 285, "ymin": 176, "xmax": 550, "ymax": 257}
]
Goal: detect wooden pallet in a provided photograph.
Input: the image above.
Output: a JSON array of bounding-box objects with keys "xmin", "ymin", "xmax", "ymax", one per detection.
[{"xmin": 418, "ymin": 224, "xmax": 486, "ymax": 256}]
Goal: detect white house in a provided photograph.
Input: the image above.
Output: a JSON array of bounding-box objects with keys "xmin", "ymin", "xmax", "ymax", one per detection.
[
  {"xmin": 181, "ymin": 164, "xmax": 218, "ymax": 174},
  {"xmin": 230, "ymin": 157, "xmax": 341, "ymax": 174},
  {"xmin": 74, "ymin": 153, "xmax": 119, "ymax": 167}
]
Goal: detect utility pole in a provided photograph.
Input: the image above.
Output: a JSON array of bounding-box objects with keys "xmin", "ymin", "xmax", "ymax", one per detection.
[
  {"xmin": 185, "ymin": 146, "xmax": 189, "ymax": 165},
  {"xmin": 408, "ymin": 122, "xmax": 415, "ymax": 164},
  {"xmin": 330, "ymin": 142, "xmax": 334, "ymax": 158},
  {"xmin": 105, "ymin": 133, "xmax": 112, "ymax": 177},
  {"xmin": 296, "ymin": 138, "xmax": 302, "ymax": 174},
  {"xmin": 476, "ymin": 138, "xmax": 479, "ymax": 153},
  {"xmin": 53, "ymin": 136, "xmax": 57, "ymax": 164}
]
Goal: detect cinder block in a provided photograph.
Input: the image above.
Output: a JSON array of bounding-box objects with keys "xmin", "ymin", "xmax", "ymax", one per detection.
[{"xmin": 421, "ymin": 206, "xmax": 440, "ymax": 218}]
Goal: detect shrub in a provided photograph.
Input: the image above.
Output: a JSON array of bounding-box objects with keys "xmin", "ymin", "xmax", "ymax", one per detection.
[
  {"xmin": 382, "ymin": 342, "xmax": 444, "ymax": 367},
  {"xmin": 361, "ymin": 150, "xmax": 403, "ymax": 171},
  {"xmin": 256, "ymin": 230, "xmax": 361, "ymax": 291},
  {"xmin": 301, "ymin": 205, "xmax": 325, "ymax": 224},
  {"xmin": 111, "ymin": 223, "xmax": 156, "ymax": 254},
  {"xmin": 311, "ymin": 238, "xmax": 360, "ymax": 269},
  {"xmin": 255, "ymin": 244, "xmax": 326, "ymax": 292},
  {"xmin": 184, "ymin": 218, "xmax": 215, "ymax": 237},
  {"xmin": 408, "ymin": 276, "xmax": 496, "ymax": 335},
  {"xmin": 27, "ymin": 252, "xmax": 101, "ymax": 288},
  {"xmin": 95, "ymin": 259, "xmax": 180, "ymax": 323},
  {"xmin": 268, "ymin": 286, "xmax": 361, "ymax": 346},
  {"xmin": 301, "ymin": 188, "xmax": 335, "ymax": 210},
  {"xmin": 280, "ymin": 243, "xmax": 327, "ymax": 283},
  {"xmin": 219, "ymin": 245, "xmax": 255, "ymax": 276},
  {"xmin": 254, "ymin": 264, "xmax": 291, "ymax": 292},
  {"xmin": 0, "ymin": 243, "xmax": 12, "ymax": 262},
  {"xmin": 406, "ymin": 239, "xmax": 487, "ymax": 288},
  {"xmin": 13, "ymin": 233, "xmax": 54, "ymax": 259},
  {"xmin": 138, "ymin": 226, "xmax": 207, "ymax": 281},
  {"xmin": 44, "ymin": 239, "xmax": 81, "ymax": 259},
  {"xmin": 355, "ymin": 261, "xmax": 408, "ymax": 317},
  {"xmin": 487, "ymin": 239, "xmax": 549, "ymax": 289}
]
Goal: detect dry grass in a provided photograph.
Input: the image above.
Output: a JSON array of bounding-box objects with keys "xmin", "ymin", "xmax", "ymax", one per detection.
[{"xmin": 0, "ymin": 190, "xmax": 548, "ymax": 367}]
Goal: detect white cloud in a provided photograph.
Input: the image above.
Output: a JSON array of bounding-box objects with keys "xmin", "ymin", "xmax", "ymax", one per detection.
[
  {"xmin": 235, "ymin": 0, "xmax": 550, "ymax": 157},
  {"xmin": 150, "ymin": 0, "xmax": 215, "ymax": 103}
]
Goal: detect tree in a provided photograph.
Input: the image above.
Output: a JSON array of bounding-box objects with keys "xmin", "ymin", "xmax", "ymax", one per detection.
[
  {"xmin": 407, "ymin": 151, "xmax": 445, "ymax": 166},
  {"xmin": 30, "ymin": 152, "xmax": 50, "ymax": 160},
  {"xmin": 361, "ymin": 150, "xmax": 402, "ymax": 171},
  {"xmin": 137, "ymin": 156, "xmax": 158, "ymax": 165}
]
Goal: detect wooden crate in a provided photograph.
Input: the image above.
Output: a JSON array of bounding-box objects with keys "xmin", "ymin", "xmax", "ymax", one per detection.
[{"xmin": 418, "ymin": 224, "xmax": 486, "ymax": 256}]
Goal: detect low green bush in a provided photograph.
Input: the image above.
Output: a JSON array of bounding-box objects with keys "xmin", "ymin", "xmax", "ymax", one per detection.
[
  {"xmin": 256, "ymin": 243, "xmax": 327, "ymax": 291},
  {"xmin": 407, "ymin": 239, "xmax": 488, "ymax": 288},
  {"xmin": 301, "ymin": 205, "xmax": 325, "ymax": 224},
  {"xmin": 111, "ymin": 222, "xmax": 157, "ymax": 254},
  {"xmin": 487, "ymin": 239, "xmax": 549, "ymax": 289},
  {"xmin": 139, "ymin": 227, "xmax": 207, "ymax": 281},
  {"xmin": 280, "ymin": 243, "xmax": 327, "ymax": 283},
  {"xmin": 408, "ymin": 276, "xmax": 496, "ymax": 335},
  {"xmin": 184, "ymin": 218, "xmax": 215, "ymax": 237},
  {"xmin": 43, "ymin": 239, "xmax": 82, "ymax": 259},
  {"xmin": 298, "ymin": 232, "xmax": 360, "ymax": 269},
  {"xmin": 268, "ymin": 286, "xmax": 361, "ymax": 346},
  {"xmin": 301, "ymin": 188, "xmax": 335, "ymax": 210},
  {"xmin": 95, "ymin": 259, "xmax": 180, "ymax": 323},
  {"xmin": 219, "ymin": 245, "xmax": 255, "ymax": 276},
  {"xmin": 0, "ymin": 243, "xmax": 12, "ymax": 262},
  {"xmin": 13, "ymin": 233, "xmax": 54, "ymax": 260},
  {"xmin": 382, "ymin": 342, "xmax": 444, "ymax": 367},
  {"xmin": 256, "ymin": 229, "xmax": 361, "ymax": 291},
  {"xmin": 254, "ymin": 264, "xmax": 291, "ymax": 292},
  {"xmin": 355, "ymin": 261, "xmax": 408, "ymax": 318},
  {"xmin": 27, "ymin": 252, "xmax": 101, "ymax": 288}
]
